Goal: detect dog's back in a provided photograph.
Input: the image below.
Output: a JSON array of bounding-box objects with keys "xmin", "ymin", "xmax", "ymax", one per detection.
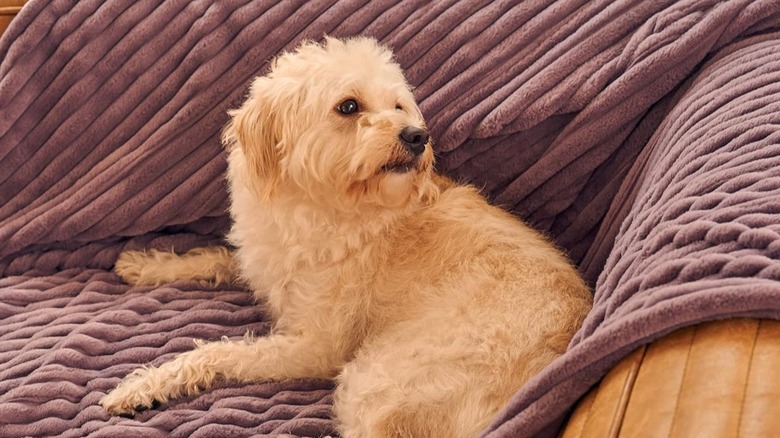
[{"xmin": 331, "ymin": 181, "xmax": 592, "ymax": 437}]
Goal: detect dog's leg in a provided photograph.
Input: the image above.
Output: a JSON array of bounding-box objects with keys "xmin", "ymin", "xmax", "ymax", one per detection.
[
  {"xmin": 114, "ymin": 246, "xmax": 236, "ymax": 286},
  {"xmin": 100, "ymin": 333, "xmax": 340, "ymax": 416}
]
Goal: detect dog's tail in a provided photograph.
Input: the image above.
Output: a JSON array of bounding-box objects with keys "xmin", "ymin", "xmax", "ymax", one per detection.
[{"xmin": 113, "ymin": 246, "xmax": 237, "ymax": 287}]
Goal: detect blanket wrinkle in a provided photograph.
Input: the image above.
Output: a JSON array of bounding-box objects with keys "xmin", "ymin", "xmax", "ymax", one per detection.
[
  {"xmin": 474, "ymin": 0, "xmax": 760, "ymax": 247},
  {"xmin": 1, "ymin": 1, "xmax": 780, "ymax": 437},
  {"xmin": 396, "ymin": 0, "xmax": 511, "ymax": 88},
  {"xmin": 482, "ymin": 33, "xmax": 780, "ymax": 437},
  {"xmin": 0, "ymin": 229, "xmax": 225, "ymax": 277}
]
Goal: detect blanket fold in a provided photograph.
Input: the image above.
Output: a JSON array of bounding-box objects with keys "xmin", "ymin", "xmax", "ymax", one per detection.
[{"xmin": 483, "ymin": 31, "xmax": 780, "ymax": 437}]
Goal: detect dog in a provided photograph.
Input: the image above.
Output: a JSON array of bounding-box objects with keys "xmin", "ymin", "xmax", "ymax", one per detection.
[{"xmin": 100, "ymin": 36, "xmax": 592, "ymax": 438}]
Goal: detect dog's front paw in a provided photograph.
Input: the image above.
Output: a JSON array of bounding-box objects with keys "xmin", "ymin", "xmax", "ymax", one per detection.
[{"xmin": 100, "ymin": 368, "xmax": 164, "ymax": 416}]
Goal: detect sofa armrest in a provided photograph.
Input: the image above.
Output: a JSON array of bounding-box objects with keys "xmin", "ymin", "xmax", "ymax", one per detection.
[
  {"xmin": 0, "ymin": 0, "xmax": 26, "ymax": 37},
  {"xmin": 561, "ymin": 318, "xmax": 780, "ymax": 437}
]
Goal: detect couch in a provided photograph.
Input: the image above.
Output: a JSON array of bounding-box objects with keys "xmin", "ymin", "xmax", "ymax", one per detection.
[{"xmin": 2, "ymin": 1, "xmax": 779, "ymax": 437}]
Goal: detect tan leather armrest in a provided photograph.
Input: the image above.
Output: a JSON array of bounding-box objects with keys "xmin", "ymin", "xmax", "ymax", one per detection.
[
  {"xmin": 0, "ymin": 0, "xmax": 27, "ymax": 38},
  {"xmin": 561, "ymin": 319, "xmax": 780, "ymax": 437}
]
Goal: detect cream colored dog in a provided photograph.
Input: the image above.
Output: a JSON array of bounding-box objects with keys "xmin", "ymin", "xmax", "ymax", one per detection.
[{"xmin": 100, "ymin": 37, "xmax": 592, "ymax": 438}]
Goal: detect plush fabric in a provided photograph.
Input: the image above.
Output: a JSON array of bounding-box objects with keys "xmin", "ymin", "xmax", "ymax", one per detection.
[
  {"xmin": 484, "ymin": 31, "xmax": 780, "ymax": 438},
  {"xmin": 1, "ymin": 1, "xmax": 779, "ymax": 437}
]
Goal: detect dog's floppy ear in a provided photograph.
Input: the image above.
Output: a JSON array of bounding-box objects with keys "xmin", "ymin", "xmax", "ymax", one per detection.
[{"xmin": 222, "ymin": 77, "xmax": 284, "ymax": 199}]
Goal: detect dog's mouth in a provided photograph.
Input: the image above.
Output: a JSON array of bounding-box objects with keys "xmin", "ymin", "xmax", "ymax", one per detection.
[{"xmin": 381, "ymin": 158, "xmax": 419, "ymax": 173}]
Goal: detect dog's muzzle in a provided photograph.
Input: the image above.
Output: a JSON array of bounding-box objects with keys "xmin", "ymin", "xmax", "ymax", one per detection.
[{"xmin": 380, "ymin": 126, "xmax": 429, "ymax": 173}]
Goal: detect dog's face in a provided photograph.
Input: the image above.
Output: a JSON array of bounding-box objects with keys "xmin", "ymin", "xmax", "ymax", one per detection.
[{"xmin": 224, "ymin": 37, "xmax": 438, "ymax": 210}]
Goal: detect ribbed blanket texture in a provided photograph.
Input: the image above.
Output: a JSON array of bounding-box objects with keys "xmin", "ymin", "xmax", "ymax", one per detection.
[{"xmin": 1, "ymin": 1, "xmax": 779, "ymax": 437}]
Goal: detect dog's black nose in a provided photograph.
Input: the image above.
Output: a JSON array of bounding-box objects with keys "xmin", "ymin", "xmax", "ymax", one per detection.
[{"xmin": 399, "ymin": 126, "xmax": 429, "ymax": 155}]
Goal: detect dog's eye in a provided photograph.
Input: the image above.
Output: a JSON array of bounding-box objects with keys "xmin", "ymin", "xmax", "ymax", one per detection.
[
  {"xmin": 395, "ymin": 104, "xmax": 403, "ymax": 111},
  {"xmin": 337, "ymin": 99, "xmax": 359, "ymax": 115}
]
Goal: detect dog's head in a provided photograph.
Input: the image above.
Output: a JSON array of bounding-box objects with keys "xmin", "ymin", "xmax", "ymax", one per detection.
[{"xmin": 223, "ymin": 37, "xmax": 438, "ymax": 211}]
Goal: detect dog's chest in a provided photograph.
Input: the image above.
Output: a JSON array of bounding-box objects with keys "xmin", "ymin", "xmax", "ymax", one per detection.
[
  {"xmin": 239, "ymin": 228, "xmax": 383, "ymax": 337},
  {"xmin": 232, "ymin": 210, "xmax": 376, "ymax": 292}
]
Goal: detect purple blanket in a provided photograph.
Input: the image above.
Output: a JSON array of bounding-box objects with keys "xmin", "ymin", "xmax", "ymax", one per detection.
[{"xmin": 2, "ymin": 1, "xmax": 780, "ymax": 437}]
